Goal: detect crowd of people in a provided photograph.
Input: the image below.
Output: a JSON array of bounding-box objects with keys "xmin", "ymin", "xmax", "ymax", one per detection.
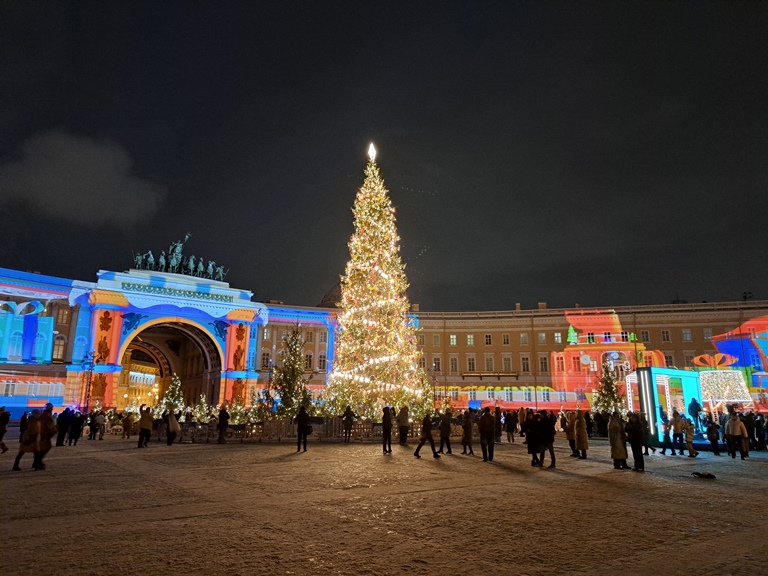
[{"xmin": 3, "ymin": 400, "xmax": 764, "ymax": 473}]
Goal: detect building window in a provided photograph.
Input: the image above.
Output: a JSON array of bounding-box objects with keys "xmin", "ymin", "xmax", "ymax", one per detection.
[
  {"xmin": 467, "ymin": 357, "xmax": 476, "ymax": 372},
  {"xmin": 305, "ymin": 354, "xmax": 313, "ymax": 370},
  {"xmin": 684, "ymin": 353, "xmax": 695, "ymax": 366},
  {"xmin": 449, "ymin": 357, "xmax": 458, "ymax": 373},
  {"xmin": 502, "ymin": 333, "xmax": 510, "ymax": 345},
  {"xmin": 53, "ymin": 335, "xmax": 66, "ymax": 361},
  {"xmin": 539, "ymin": 356, "xmax": 549, "ymax": 373},
  {"xmin": 487, "ymin": 389, "xmax": 495, "ymax": 400},
  {"xmin": 305, "ymin": 331, "xmax": 313, "ymax": 343},
  {"xmin": 33, "ymin": 333, "xmax": 47, "ymax": 358},
  {"xmin": 662, "ymin": 330, "xmax": 671, "ymax": 342},
  {"xmin": 318, "ymin": 354, "xmax": 327, "ymax": 371},
  {"xmin": 524, "ymin": 389, "xmax": 532, "ymax": 402},
  {"xmin": 541, "ymin": 390, "xmax": 551, "ymax": 403},
  {"xmin": 418, "ymin": 357, "xmax": 426, "ymax": 369},
  {"xmin": 261, "ymin": 352, "xmax": 271, "ymax": 368},
  {"xmin": 555, "ymin": 356, "xmax": 564, "ymax": 372},
  {"xmin": 433, "ymin": 334, "xmax": 440, "ymax": 346},
  {"xmin": 485, "ymin": 334, "xmax": 492, "ymax": 346},
  {"xmin": 418, "ymin": 334, "xmax": 425, "ymax": 346},
  {"xmin": 703, "ymin": 328, "xmax": 713, "ymax": 341},
  {"xmin": 521, "ymin": 355, "xmax": 530, "ymax": 373},
  {"xmin": 433, "ymin": 357, "xmax": 441, "ymax": 372},
  {"xmin": 603, "ymin": 332, "xmax": 611, "ymax": 343},
  {"xmin": 56, "ymin": 308, "xmax": 70, "ymax": 324},
  {"xmin": 559, "ymin": 391, "xmax": 568, "ymax": 403},
  {"xmin": 469, "ymin": 389, "xmax": 477, "ymax": 401},
  {"xmin": 641, "ymin": 330, "xmax": 650, "ymax": 343},
  {"xmin": 644, "ymin": 354, "xmax": 653, "ymax": 367},
  {"xmin": 587, "ymin": 332, "xmax": 595, "ymax": 344},
  {"xmin": 467, "ymin": 334, "xmax": 474, "ymax": 346},
  {"xmin": 451, "ymin": 389, "xmax": 459, "ymax": 400},
  {"xmin": 505, "ymin": 388, "xmax": 513, "ymax": 401},
  {"xmin": 8, "ymin": 332, "xmax": 23, "ymax": 360},
  {"xmin": 502, "ymin": 356, "xmax": 511, "ymax": 372},
  {"xmin": 572, "ymin": 357, "xmax": 581, "ymax": 372},
  {"xmin": 554, "ymin": 332, "xmax": 562, "ymax": 344},
  {"xmin": 520, "ymin": 333, "xmax": 529, "ymax": 345},
  {"xmin": 538, "ymin": 333, "xmax": 546, "ymax": 345},
  {"xmin": 664, "ymin": 354, "xmax": 674, "ymax": 367},
  {"xmin": 485, "ymin": 357, "xmax": 494, "ymax": 371},
  {"xmin": 620, "ymin": 331, "xmax": 629, "ymax": 342},
  {"xmin": 319, "ymin": 331, "xmax": 327, "ymax": 343},
  {"xmin": 263, "ymin": 327, "xmax": 271, "ymax": 340},
  {"xmin": 449, "ymin": 334, "xmax": 457, "ymax": 346},
  {"xmin": 682, "ymin": 329, "xmax": 691, "ymax": 342}
]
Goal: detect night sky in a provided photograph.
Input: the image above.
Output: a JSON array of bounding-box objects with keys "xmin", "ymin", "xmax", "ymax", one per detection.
[{"xmin": 1, "ymin": 1, "xmax": 766, "ymax": 311}]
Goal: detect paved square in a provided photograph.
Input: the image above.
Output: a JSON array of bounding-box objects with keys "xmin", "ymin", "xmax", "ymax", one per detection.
[{"xmin": 1, "ymin": 434, "xmax": 766, "ymax": 575}]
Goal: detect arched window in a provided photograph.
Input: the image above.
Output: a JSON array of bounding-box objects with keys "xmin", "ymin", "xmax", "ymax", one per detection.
[
  {"xmin": 34, "ymin": 332, "xmax": 47, "ymax": 359},
  {"xmin": 53, "ymin": 335, "xmax": 67, "ymax": 361},
  {"xmin": 72, "ymin": 337, "xmax": 87, "ymax": 362},
  {"xmin": 8, "ymin": 332, "xmax": 23, "ymax": 360}
]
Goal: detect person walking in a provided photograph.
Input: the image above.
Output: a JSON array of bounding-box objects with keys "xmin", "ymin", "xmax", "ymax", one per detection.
[
  {"xmin": 563, "ymin": 411, "xmax": 578, "ymax": 457},
  {"xmin": 725, "ymin": 412, "xmax": 748, "ymax": 460},
  {"xmin": 414, "ymin": 411, "xmax": 440, "ymax": 459},
  {"xmin": 382, "ymin": 405, "xmax": 392, "ymax": 454},
  {"xmin": 506, "ymin": 409, "xmax": 518, "ymax": 443},
  {"xmin": 539, "ymin": 411, "xmax": 557, "ymax": 468},
  {"xmin": 138, "ymin": 404, "xmax": 152, "ymax": 448},
  {"xmin": 217, "ymin": 405, "xmax": 230, "ymax": 444},
  {"xmin": 13, "ymin": 409, "xmax": 40, "ymax": 471},
  {"xmin": 609, "ymin": 411, "xmax": 629, "ymax": 470},
  {"xmin": 68, "ymin": 411, "xmax": 84, "ymax": 445},
  {"xmin": 478, "ymin": 407, "xmax": 496, "ymax": 462},
  {"xmin": 625, "ymin": 412, "xmax": 646, "ymax": 471},
  {"xmin": 524, "ymin": 412, "xmax": 543, "ymax": 467},
  {"xmin": 461, "ymin": 410, "xmax": 474, "ymax": 455},
  {"xmin": 121, "ymin": 411, "xmax": 134, "ymax": 439},
  {"xmin": 32, "ymin": 403, "xmax": 56, "ymax": 471},
  {"xmin": 296, "ymin": 405, "xmax": 310, "ymax": 452},
  {"xmin": 683, "ymin": 418, "xmax": 699, "ymax": 458},
  {"xmin": 659, "ymin": 420, "xmax": 675, "ymax": 455},
  {"xmin": 397, "ymin": 406, "xmax": 410, "ymax": 445},
  {"xmin": 670, "ymin": 410, "xmax": 685, "ymax": 455},
  {"xmin": 342, "ymin": 406, "xmax": 356, "ymax": 443},
  {"xmin": 55, "ymin": 407, "xmax": 71, "ymax": 447},
  {"xmin": 0, "ymin": 406, "xmax": 10, "ymax": 453},
  {"xmin": 574, "ymin": 409, "xmax": 589, "ymax": 459},
  {"xmin": 706, "ymin": 420, "xmax": 721, "ymax": 455},
  {"xmin": 438, "ymin": 410, "xmax": 453, "ymax": 454}
]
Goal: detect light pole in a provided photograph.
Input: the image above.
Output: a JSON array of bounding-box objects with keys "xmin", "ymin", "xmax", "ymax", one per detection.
[{"xmin": 82, "ymin": 350, "xmax": 98, "ymax": 413}]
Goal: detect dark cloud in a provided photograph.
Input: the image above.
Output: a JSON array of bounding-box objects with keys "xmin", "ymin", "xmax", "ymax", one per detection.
[{"xmin": 0, "ymin": 131, "xmax": 167, "ymax": 229}]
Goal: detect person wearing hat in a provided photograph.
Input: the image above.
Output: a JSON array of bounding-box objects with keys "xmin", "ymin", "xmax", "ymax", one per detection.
[{"xmin": 0, "ymin": 406, "xmax": 10, "ymax": 453}]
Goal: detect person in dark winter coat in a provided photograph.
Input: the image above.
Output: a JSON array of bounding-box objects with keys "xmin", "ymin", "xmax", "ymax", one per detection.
[
  {"xmin": 608, "ymin": 411, "xmax": 629, "ymax": 470},
  {"xmin": 18, "ymin": 411, "xmax": 28, "ymax": 442},
  {"xmin": 218, "ymin": 406, "xmax": 230, "ymax": 444},
  {"xmin": 706, "ymin": 421, "xmax": 721, "ymax": 455},
  {"xmin": 505, "ymin": 410, "xmax": 518, "ymax": 443},
  {"xmin": 0, "ymin": 406, "xmax": 10, "ymax": 454},
  {"xmin": 342, "ymin": 406, "xmax": 356, "ymax": 443},
  {"xmin": 296, "ymin": 405, "xmax": 310, "ymax": 452},
  {"xmin": 382, "ymin": 406, "xmax": 392, "ymax": 454},
  {"xmin": 55, "ymin": 408, "xmax": 71, "ymax": 447},
  {"xmin": 539, "ymin": 411, "xmax": 557, "ymax": 468},
  {"xmin": 574, "ymin": 410, "xmax": 589, "ymax": 459},
  {"xmin": 397, "ymin": 406, "xmax": 410, "ymax": 445},
  {"xmin": 13, "ymin": 409, "xmax": 40, "ymax": 471},
  {"xmin": 478, "ymin": 407, "xmax": 496, "ymax": 462},
  {"xmin": 414, "ymin": 412, "xmax": 440, "ymax": 459},
  {"xmin": 461, "ymin": 410, "xmax": 474, "ymax": 455},
  {"xmin": 438, "ymin": 410, "xmax": 453, "ymax": 454},
  {"xmin": 68, "ymin": 411, "xmax": 84, "ymax": 445},
  {"xmin": 522, "ymin": 412, "xmax": 541, "ymax": 466},
  {"xmin": 625, "ymin": 412, "xmax": 646, "ymax": 471}
]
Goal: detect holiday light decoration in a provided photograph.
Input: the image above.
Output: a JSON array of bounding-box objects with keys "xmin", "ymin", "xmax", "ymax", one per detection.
[
  {"xmin": 324, "ymin": 144, "xmax": 432, "ymax": 421},
  {"xmin": 699, "ymin": 370, "xmax": 752, "ymax": 405}
]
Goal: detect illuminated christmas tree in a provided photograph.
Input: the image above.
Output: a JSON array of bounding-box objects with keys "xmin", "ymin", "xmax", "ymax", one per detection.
[
  {"xmin": 157, "ymin": 373, "xmax": 185, "ymax": 416},
  {"xmin": 269, "ymin": 325, "xmax": 311, "ymax": 418},
  {"xmin": 325, "ymin": 144, "xmax": 432, "ymax": 421},
  {"xmin": 591, "ymin": 360, "xmax": 626, "ymax": 413}
]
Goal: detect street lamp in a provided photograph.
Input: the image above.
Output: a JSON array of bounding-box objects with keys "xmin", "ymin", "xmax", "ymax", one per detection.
[{"xmin": 82, "ymin": 350, "xmax": 98, "ymax": 413}]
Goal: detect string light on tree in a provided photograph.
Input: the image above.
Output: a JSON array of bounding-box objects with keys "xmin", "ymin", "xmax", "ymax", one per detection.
[{"xmin": 324, "ymin": 144, "xmax": 433, "ymax": 421}]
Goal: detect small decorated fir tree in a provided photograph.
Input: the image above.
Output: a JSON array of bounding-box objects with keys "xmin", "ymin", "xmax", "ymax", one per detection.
[
  {"xmin": 269, "ymin": 325, "xmax": 311, "ymax": 418},
  {"xmin": 591, "ymin": 360, "xmax": 626, "ymax": 413},
  {"xmin": 156, "ymin": 373, "xmax": 185, "ymax": 416},
  {"xmin": 192, "ymin": 394, "xmax": 211, "ymax": 423}
]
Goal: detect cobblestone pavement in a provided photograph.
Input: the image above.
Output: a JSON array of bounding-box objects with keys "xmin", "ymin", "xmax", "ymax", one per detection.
[{"xmin": 1, "ymin": 433, "xmax": 766, "ymax": 576}]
